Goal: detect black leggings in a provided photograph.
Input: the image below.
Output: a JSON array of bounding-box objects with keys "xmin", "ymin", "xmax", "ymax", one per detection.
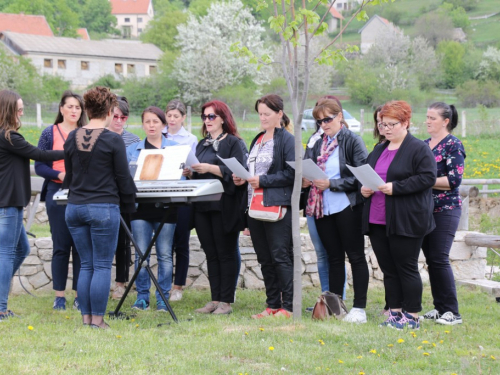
[
  {"xmin": 172, "ymin": 205, "xmax": 191, "ymax": 286},
  {"xmin": 315, "ymin": 204, "xmax": 368, "ymax": 308},
  {"xmin": 369, "ymin": 224, "xmax": 423, "ymax": 313}
]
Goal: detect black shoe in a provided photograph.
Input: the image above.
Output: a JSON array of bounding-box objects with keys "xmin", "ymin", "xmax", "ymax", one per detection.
[{"xmin": 305, "ymin": 306, "xmax": 314, "ymax": 312}]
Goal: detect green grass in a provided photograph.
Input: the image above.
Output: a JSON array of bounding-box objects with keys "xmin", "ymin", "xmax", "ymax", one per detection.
[{"xmin": 2, "ymin": 287, "xmax": 500, "ymax": 374}]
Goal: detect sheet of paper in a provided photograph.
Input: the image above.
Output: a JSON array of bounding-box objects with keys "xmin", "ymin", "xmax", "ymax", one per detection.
[
  {"xmin": 287, "ymin": 159, "xmax": 328, "ymax": 181},
  {"xmin": 185, "ymin": 149, "xmax": 200, "ymax": 171},
  {"xmin": 346, "ymin": 164, "xmax": 385, "ymax": 191},
  {"xmin": 217, "ymin": 155, "xmax": 252, "ymax": 180},
  {"xmin": 134, "ymin": 145, "xmax": 191, "ymax": 181}
]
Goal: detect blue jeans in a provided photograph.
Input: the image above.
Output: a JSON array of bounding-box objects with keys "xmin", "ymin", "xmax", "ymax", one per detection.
[
  {"xmin": 307, "ymin": 215, "xmax": 347, "ymax": 300},
  {"xmin": 0, "ymin": 207, "xmax": 30, "ymax": 312},
  {"xmin": 131, "ymin": 220, "xmax": 175, "ymax": 302},
  {"xmin": 66, "ymin": 203, "xmax": 120, "ymax": 316}
]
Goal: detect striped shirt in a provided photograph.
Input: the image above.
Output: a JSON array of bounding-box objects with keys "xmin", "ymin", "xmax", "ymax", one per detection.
[{"xmin": 121, "ymin": 130, "xmax": 141, "ymax": 147}]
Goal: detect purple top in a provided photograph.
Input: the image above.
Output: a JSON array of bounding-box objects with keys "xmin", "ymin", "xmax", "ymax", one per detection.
[
  {"xmin": 369, "ymin": 147, "xmax": 398, "ymax": 225},
  {"xmin": 424, "ymin": 134, "xmax": 466, "ymax": 213}
]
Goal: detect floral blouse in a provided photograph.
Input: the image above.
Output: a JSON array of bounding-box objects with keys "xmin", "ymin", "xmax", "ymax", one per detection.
[{"xmin": 424, "ymin": 134, "xmax": 466, "ymax": 213}]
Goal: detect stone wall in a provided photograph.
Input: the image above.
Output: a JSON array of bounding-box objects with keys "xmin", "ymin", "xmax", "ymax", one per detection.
[{"xmin": 11, "ymin": 231, "xmax": 487, "ymax": 295}]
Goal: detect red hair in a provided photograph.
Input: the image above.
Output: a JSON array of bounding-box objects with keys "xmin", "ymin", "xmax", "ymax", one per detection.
[
  {"xmin": 201, "ymin": 100, "xmax": 239, "ymax": 138},
  {"xmin": 379, "ymin": 100, "xmax": 412, "ymax": 129}
]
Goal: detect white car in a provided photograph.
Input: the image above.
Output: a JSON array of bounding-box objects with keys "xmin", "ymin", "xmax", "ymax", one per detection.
[{"xmin": 301, "ymin": 109, "xmax": 360, "ymax": 133}]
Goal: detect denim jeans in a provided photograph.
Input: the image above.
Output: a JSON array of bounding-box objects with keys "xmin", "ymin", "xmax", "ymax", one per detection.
[
  {"xmin": 66, "ymin": 203, "xmax": 120, "ymax": 316},
  {"xmin": 307, "ymin": 215, "xmax": 347, "ymax": 299},
  {"xmin": 131, "ymin": 219, "xmax": 175, "ymax": 303},
  {"xmin": 0, "ymin": 207, "xmax": 30, "ymax": 312}
]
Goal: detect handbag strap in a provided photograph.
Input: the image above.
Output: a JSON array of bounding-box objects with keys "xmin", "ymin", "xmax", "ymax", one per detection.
[
  {"xmin": 249, "ymin": 134, "xmax": 265, "ymax": 177},
  {"xmin": 55, "ymin": 124, "xmax": 67, "ymax": 143}
]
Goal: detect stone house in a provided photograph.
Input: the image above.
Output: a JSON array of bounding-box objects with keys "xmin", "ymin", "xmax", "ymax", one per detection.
[
  {"xmin": 0, "ymin": 31, "xmax": 162, "ymax": 89},
  {"xmin": 110, "ymin": 0, "xmax": 154, "ymax": 38},
  {"xmin": 358, "ymin": 14, "xmax": 401, "ymax": 54}
]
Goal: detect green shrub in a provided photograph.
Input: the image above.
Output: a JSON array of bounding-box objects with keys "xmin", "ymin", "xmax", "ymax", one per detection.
[
  {"xmin": 456, "ymin": 80, "xmax": 500, "ymax": 108},
  {"xmin": 87, "ymin": 74, "xmax": 122, "ymax": 90}
]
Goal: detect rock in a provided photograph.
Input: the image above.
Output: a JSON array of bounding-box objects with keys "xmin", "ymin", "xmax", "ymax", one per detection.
[
  {"xmin": 19, "ymin": 266, "xmax": 38, "ymax": 276},
  {"xmin": 471, "ymin": 247, "xmax": 487, "ymax": 259},
  {"xmin": 239, "ymin": 263, "xmax": 246, "ymax": 276},
  {"xmin": 302, "ymin": 274, "xmax": 313, "ymax": 288},
  {"xmin": 457, "ymin": 279, "xmax": 500, "ymax": 297},
  {"xmin": 239, "ymin": 236, "xmax": 254, "ymax": 248},
  {"xmin": 239, "ymin": 247, "xmax": 256, "ymax": 255},
  {"xmin": 200, "ymin": 260, "xmax": 208, "ymax": 275},
  {"xmin": 28, "ymin": 238, "xmax": 36, "ymax": 247},
  {"xmin": 38, "ymin": 249, "xmax": 52, "ymax": 261},
  {"xmin": 10, "ymin": 276, "xmax": 34, "ymax": 295},
  {"xmin": 191, "ymin": 273, "xmax": 210, "ymax": 289},
  {"xmin": 305, "ymin": 264, "xmax": 318, "ymax": 273},
  {"xmin": 28, "ymin": 272, "xmax": 51, "ymax": 289},
  {"xmin": 449, "ymin": 242, "xmax": 474, "ymax": 260},
  {"xmin": 418, "ymin": 250, "xmax": 426, "ymax": 263},
  {"xmin": 242, "ymin": 271, "xmax": 265, "ymax": 289},
  {"xmin": 364, "ymin": 236, "xmax": 370, "ymax": 248},
  {"xmin": 250, "ymin": 265, "xmax": 263, "ymax": 280},
  {"xmin": 299, "ymin": 217, "xmax": 307, "ymax": 228},
  {"xmin": 302, "ymin": 251, "xmax": 317, "ymax": 264},
  {"xmin": 23, "ymin": 255, "xmax": 42, "ymax": 266},
  {"xmin": 245, "ymin": 260, "xmax": 259, "ymax": 268},
  {"xmin": 369, "ymin": 251, "xmax": 379, "ymax": 269},
  {"xmin": 373, "ymin": 268, "xmax": 384, "ymax": 281},
  {"xmin": 185, "ymin": 278, "xmax": 194, "ymax": 287},
  {"xmin": 35, "ymin": 238, "xmax": 52, "ymax": 249},
  {"xmin": 189, "ymin": 251, "xmax": 206, "ymax": 267},
  {"xmin": 310, "ymin": 272, "xmax": 321, "ymax": 287},
  {"xmin": 187, "ymin": 267, "xmax": 202, "ymax": 277},
  {"xmin": 43, "ymin": 262, "xmax": 52, "ymax": 279},
  {"xmin": 241, "ymin": 254, "xmax": 257, "ymax": 261},
  {"xmin": 419, "ymin": 268, "xmax": 429, "ymax": 284},
  {"xmin": 189, "ymin": 236, "xmax": 201, "ymax": 250},
  {"xmin": 29, "ymin": 247, "xmax": 38, "ymax": 256},
  {"xmin": 451, "ymin": 259, "xmax": 487, "ymax": 280}
]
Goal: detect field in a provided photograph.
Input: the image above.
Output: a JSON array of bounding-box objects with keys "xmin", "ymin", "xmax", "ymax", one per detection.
[{"xmin": 2, "ymin": 287, "xmax": 500, "ymax": 374}]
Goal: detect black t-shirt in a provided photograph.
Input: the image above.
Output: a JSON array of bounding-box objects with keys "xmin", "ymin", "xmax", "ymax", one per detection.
[{"xmin": 131, "ymin": 139, "xmax": 177, "ymax": 223}]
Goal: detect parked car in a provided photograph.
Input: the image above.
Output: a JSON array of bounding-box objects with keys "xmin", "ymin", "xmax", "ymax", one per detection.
[{"xmin": 301, "ymin": 109, "xmax": 361, "ymax": 133}]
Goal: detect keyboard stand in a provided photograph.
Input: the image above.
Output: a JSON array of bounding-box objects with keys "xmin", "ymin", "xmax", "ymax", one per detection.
[{"xmin": 109, "ymin": 208, "xmax": 178, "ymax": 323}]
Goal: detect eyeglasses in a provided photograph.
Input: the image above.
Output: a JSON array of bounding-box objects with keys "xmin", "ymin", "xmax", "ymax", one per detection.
[
  {"xmin": 201, "ymin": 114, "xmax": 219, "ymax": 122},
  {"xmin": 378, "ymin": 122, "xmax": 400, "ymax": 130},
  {"xmin": 316, "ymin": 115, "xmax": 337, "ymax": 127},
  {"xmin": 113, "ymin": 115, "xmax": 128, "ymax": 122},
  {"xmin": 17, "ymin": 108, "xmax": 24, "ymax": 114}
]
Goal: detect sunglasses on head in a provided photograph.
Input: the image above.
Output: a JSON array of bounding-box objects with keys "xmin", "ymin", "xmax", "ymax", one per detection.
[
  {"xmin": 201, "ymin": 114, "xmax": 219, "ymax": 121},
  {"xmin": 316, "ymin": 115, "xmax": 337, "ymax": 127},
  {"xmin": 113, "ymin": 115, "xmax": 128, "ymax": 121}
]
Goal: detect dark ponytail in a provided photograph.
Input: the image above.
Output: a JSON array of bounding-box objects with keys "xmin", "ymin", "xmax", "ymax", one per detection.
[{"xmin": 429, "ymin": 102, "xmax": 458, "ymax": 132}]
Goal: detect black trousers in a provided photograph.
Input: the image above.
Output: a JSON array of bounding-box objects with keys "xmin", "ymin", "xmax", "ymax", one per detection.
[
  {"xmin": 46, "ymin": 181, "xmax": 81, "ymax": 291},
  {"xmin": 115, "ymin": 213, "xmax": 132, "ymax": 283},
  {"xmin": 369, "ymin": 224, "xmax": 423, "ymax": 313},
  {"xmin": 315, "ymin": 204, "xmax": 368, "ymax": 308},
  {"xmin": 195, "ymin": 210, "xmax": 239, "ymax": 303},
  {"xmin": 247, "ymin": 209, "xmax": 293, "ymax": 312},
  {"xmin": 172, "ymin": 205, "xmax": 191, "ymax": 286},
  {"xmin": 422, "ymin": 209, "xmax": 461, "ymax": 315}
]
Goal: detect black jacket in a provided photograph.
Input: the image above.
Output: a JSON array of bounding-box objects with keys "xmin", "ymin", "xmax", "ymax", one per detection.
[
  {"xmin": 361, "ymin": 133, "xmax": 436, "ymax": 238},
  {"xmin": 248, "ymin": 127, "xmax": 295, "ymax": 207},
  {"xmin": 0, "ymin": 130, "xmax": 64, "ymax": 208},
  {"xmin": 304, "ymin": 127, "xmax": 368, "ymax": 208}
]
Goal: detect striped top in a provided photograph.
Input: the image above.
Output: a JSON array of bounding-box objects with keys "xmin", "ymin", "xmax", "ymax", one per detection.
[{"xmin": 121, "ymin": 130, "xmax": 140, "ymax": 147}]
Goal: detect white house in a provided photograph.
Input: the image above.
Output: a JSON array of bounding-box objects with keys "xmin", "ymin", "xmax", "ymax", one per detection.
[
  {"xmin": 111, "ymin": 0, "xmax": 154, "ymax": 38},
  {"xmin": 358, "ymin": 15, "xmax": 400, "ymax": 54},
  {"xmin": 333, "ymin": 0, "xmax": 362, "ymax": 12},
  {"xmin": 0, "ymin": 32, "xmax": 162, "ymax": 89}
]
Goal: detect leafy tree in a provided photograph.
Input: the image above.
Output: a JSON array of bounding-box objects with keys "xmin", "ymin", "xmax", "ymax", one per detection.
[
  {"xmin": 141, "ymin": 10, "xmax": 188, "ymax": 51},
  {"xmin": 437, "ymin": 40, "xmax": 466, "ymax": 88},
  {"xmin": 81, "ymin": 0, "xmax": 118, "ymax": 35},
  {"xmin": 442, "ymin": 0, "xmax": 478, "ymax": 11},
  {"xmin": 86, "ymin": 74, "xmax": 122, "ymax": 90},
  {"xmin": 456, "ymin": 80, "xmax": 500, "ymax": 107},
  {"xmin": 476, "ymin": 47, "xmax": 500, "ymax": 82},
  {"xmin": 439, "ymin": 2, "xmax": 470, "ymax": 30},
  {"xmin": 173, "ymin": 0, "xmax": 269, "ymax": 106},
  {"xmin": 414, "ymin": 13, "xmax": 454, "ymax": 48},
  {"xmin": 122, "ymin": 74, "xmax": 179, "ymax": 113}
]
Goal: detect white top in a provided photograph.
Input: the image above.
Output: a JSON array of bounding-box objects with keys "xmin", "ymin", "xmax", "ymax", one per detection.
[{"xmin": 164, "ymin": 126, "xmax": 198, "ymax": 153}]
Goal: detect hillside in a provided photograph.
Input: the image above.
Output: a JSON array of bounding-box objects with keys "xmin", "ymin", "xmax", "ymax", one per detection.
[{"xmin": 337, "ymin": 0, "xmax": 500, "ymax": 49}]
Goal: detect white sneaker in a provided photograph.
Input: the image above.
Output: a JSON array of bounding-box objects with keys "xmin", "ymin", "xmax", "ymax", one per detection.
[
  {"xmin": 422, "ymin": 309, "xmax": 440, "ymax": 320},
  {"xmin": 343, "ymin": 308, "xmax": 367, "ymax": 324},
  {"xmin": 436, "ymin": 311, "xmax": 463, "ymax": 325},
  {"xmin": 169, "ymin": 289, "xmax": 183, "ymax": 302}
]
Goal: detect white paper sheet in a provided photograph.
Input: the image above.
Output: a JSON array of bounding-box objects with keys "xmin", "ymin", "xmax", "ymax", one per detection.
[
  {"xmin": 217, "ymin": 155, "xmax": 252, "ymax": 180},
  {"xmin": 185, "ymin": 149, "xmax": 200, "ymax": 171},
  {"xmin": 134, "ymin": 145, "xmax": 191, "ymax": 181},
  {"xmin": 287, "ymin": 159, "xmax": 329, "ymax": 181},
  {"xmin": 346, "ymin": 164, "xmax": 385, "ymax": 191}
]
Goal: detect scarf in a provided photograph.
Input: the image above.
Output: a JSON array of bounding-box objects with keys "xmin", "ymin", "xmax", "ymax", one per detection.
[
  {"xmin": 203, "ymin": 131, "xmax": 226, "ymax": 152},
  {"xmin": 306, "ymin": 133, "xmax": 340, "ymax": 219}
]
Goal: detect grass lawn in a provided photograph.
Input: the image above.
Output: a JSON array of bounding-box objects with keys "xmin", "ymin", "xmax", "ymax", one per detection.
[{"xmin": 2, "ymin": 287, "xmax": 500, "ymax": 374}]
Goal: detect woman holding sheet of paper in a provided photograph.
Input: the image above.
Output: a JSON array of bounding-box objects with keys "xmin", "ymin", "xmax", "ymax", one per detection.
[
  {"xmin": 303, "ymin": 97, "xmax": 369, "ymax": 324},
  {"xmin": 360, "ymin": 100, "xmax": 436, "ymax": 330},
  {"xmin": 233, "ymin": 94, "xmax": 295, "ymax": 319},
  {"xmin": 126, "ymin": 106, "xmax": 179, "ymax": 312},
  {"xmin": 183, "ymin": 100, "xmax": 245, "ymax": 315}
]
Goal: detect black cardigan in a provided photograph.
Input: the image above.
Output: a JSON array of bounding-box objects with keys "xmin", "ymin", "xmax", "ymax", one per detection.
[
  {"xmin": 361, "ymin": 133, "xmax": 436, "ymax": 238},
  {"xmin": 192, "ymin": 134, "xmax": 246, "ymax": 233},
  {"xmin": 0, "ymin": 130, "xmax": 64, "ymax": 208}
]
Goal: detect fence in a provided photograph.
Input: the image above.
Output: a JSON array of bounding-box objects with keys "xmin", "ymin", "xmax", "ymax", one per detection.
[{"xmin": 463, "ymin": 179, "xmax": 500, "ymax": 198}]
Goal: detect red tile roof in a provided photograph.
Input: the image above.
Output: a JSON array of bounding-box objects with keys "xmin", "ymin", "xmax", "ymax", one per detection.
[
  {"xmin": 110, "ymin": 0, "xmax": 151, "ymax": 15},
  {"xmin": 0, "ymin": 13, "xmax": 53, "ymax": 37},
  {"xmin": 328, "ymin": 7, "xmax": 344, "ymax": 20},
  {"xmin": 77, "ymin": 28, "xmax": 90, "ymax": 40}
]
